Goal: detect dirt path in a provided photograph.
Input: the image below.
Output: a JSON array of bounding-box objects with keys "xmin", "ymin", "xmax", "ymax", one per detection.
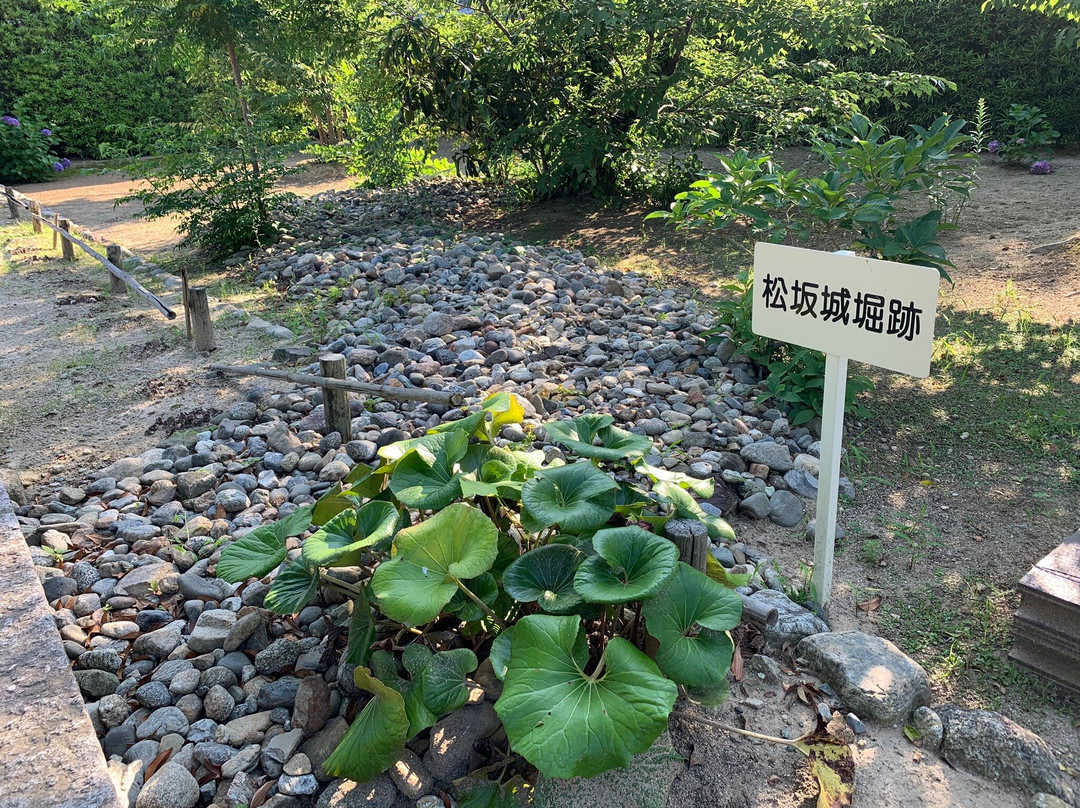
[
  {"xmin": 0, "ymin": 224, "xmax": 292, "ymax": 489},
  {"xmin": 10, "ymin": 158, "xmax": 354, "ymax": 255}
]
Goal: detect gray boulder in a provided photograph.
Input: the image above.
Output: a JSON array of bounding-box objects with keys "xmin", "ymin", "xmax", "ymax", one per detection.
[
  {"xmin": 797, "ymin": 631, "xmax": 930, "ymax": 724},
  {"xmin": 749, "ymin": 589, "xmax": 829, "ymax": 651}
]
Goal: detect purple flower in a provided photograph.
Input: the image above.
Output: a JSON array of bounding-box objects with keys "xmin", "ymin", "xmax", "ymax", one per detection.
[
  {"xmin": 40, "ymin": 128, "xmax": 52, "ymax": 136},
  {"xmin": 1030, "ymin": 160, "xmax": 1052, "ymax": 175},
  {"xmin": 1, "ymin": 115, "xmax": 19, "ymax": 127},
  {"xmin": 60, "ymin": 157, "xmax": 71, "ymax": 168},
  {"xmin": 987, "ymin": 140, "xmax": 1000, "ymax": 154},
  {"xmin": 53, "ymin": 162, "xmax": 65, "ymax": 172}
]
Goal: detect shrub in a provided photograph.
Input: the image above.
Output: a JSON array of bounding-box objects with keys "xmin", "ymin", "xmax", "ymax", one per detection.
[
  {"xmin": 841, "ymin": 0, "xmax": 1080, "ymax": 145},
  {"xmin": 0, "ymin": 102, "xmax": 66, "ymax": 183},
  {"xmin": 112, "ymin": 119, "xmax": 295, "ymax": 257},
  {"xmin": 216, "ymin": 394, "xmax": 744, "ymax": 784},
  {"xmin": 989, "ymin": 103, "xmax": 1059, "ymax": 167},
  {"xmin": 650, "ymin": 114, "xmax": 978, "ymax": 422},
  {"xmin": 0, "ymin": 0, "xmax": 196, "ymax": 157}
]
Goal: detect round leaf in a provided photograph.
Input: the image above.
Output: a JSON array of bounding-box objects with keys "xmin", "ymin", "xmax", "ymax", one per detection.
[
  {"xmin": 502, "ymin": 543, "xmax": 585, "ymax": 614},
  {"xmin": 494, "ymin": 614, "xmax": 677, "ymax": 779},
  {"xmin": 216, "ymin": 525, "xmax": 287, "ymax": 583},
  {"xmin": 573, "ymin": 526, "xmax": 678, "ymax": 604},
  {"xmin": 418, "ymin": 648, "xmax": 479, "ymax": 715},
  {"xmin": 642, "ymin": 562, "xmax": 742, "ymax": 688},
  {"xmin": 323, "ymin": 666, "xmax": 409, "ymax": 782},
  {"xmin": 302, "ymin": 501, "xmax": 399, "ymax": 567},
  {"xmin": 547, "ymin": 415, "xmax": 654, "ymax": 461},
  {"xmin": 389, "ymin": 431, "xmax": 467, "ymax": 510},
  {"xmin": 370, "ymin": 503, "xmax": 499, "ymax": 626},
  {"xmin": 522, "ymin": 461, "xmax": 618, "ymax": 532},
  {"xmin": 264, "ymin": 558, "xmax": 320, "ymax": 615}
]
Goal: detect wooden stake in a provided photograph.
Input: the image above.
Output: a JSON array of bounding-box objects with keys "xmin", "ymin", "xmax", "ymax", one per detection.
[
  {"xmin": 5, "ymin": 187, "xmax": 18, "ymax": 219},
  {"xmin": 208, "ymin": 363, "xmax": 465, "ymax": 407},
  {"xmin": 52, "ymin": 213, "xmax": 59, "ymax": 249},
  {"xmin": 181, "ymin": 265, "xmax": 192, "ymax": 339},
  {"xmin": 186, "ymin": 286, "xmax": 216, "ymax": 352},
  {"xmin": 106, "ymin": 246, "xmax": 126, "ymax": 295},
  {"xmin": 59, "ymin": 218, "xmax": 75, "ymax": 261},
  {"xmin": 29, "ymin": 201, "xmax": 42, "ymax": 234},
  {"xmin": 320, "ymin": 353, "xmax": 352, "ymax": 443},
  {"xmin": 811, "ymin": 354, "xmax": 847, "ymax": 608},
  {"xmin": 664, "ymin": 519, "xmax": 709, "ymax": 572}
]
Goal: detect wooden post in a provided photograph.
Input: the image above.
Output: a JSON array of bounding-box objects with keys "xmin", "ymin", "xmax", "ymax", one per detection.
[
  {"xmin": 58, "ymin": 218, "xmax": 75, "ymax": 261},
  {"xmin": 811, "ymin": 354, "xmax": 848, "ymax": 608},
  {"xmin": 320, "ymin": 353, "xmax": 352, "ymax": 443},
  {"xmin": 106, "ymin": 245, "xmax": 126, "ymax": 295},
  {"xmin": 664, "ymin": 519, "xmax": 709, "ymax": 572},
  {"xmin": 180, "ymin": 265, "xmax": 192, "ymax": 339},
  {"xmin": 52, "ymin": 213, "xmax": 59, "ymax": 249},
  {"xmin": 29, "ymin": 201, "xmax": 42, "ymax": 234},
  {"xmin": 5, "ymin": 187, "xmax": 18, "ymax": 220},
  {"xmin": 186, "ymin": 286, "xmax": 216, "ymax": 352}
]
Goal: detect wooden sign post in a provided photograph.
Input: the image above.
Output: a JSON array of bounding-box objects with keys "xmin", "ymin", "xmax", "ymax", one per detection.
[{"xmin": 752, "ymin": 243, "xmax": 940, "ymax": 606}]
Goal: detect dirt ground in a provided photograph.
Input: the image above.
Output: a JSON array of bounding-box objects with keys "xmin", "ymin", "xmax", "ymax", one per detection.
[{"xmin": 2, "ymin": 153, "xmax": 1079, "ymax": 807}]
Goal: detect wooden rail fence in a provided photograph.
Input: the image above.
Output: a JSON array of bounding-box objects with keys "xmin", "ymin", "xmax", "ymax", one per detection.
[{"xmin": 4, "ymin": 185, "xmax": 177, "ymax": 321}]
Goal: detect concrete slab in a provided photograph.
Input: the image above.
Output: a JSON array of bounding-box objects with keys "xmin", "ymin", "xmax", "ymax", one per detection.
[{"xmin": 0, "ymin": 480, "xmax": 120, "ymax": 808}]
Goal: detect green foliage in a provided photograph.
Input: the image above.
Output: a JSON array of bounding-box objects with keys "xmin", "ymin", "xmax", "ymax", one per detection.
[
  {"xmin": 992, "ymin": 103, "xmax": 1059, "ymax": 165},
  {"xmin": 842, "ymin": 0, "xmax": 1080, "ymax": 144},
  {"xmin": 372, "ymin": 0, "xmax": 949, "ymax": 197},
  {"xmin": 215, "ymin": 392, "xmax": 742, "ymax": 784},
  {"xmin": 652, "ymin": 114, "xmax": 977, "ymax": 422},
  {"xmin": 0, "ymin": 0, "xmax": 195, "ymax": 157},
  {"xmin": 111, "ymin": 119, "xmax": 295, "ymax": 256},
  {"xmin": 0, "ymin": 102, "xmax": 64, "ymax": 182}
]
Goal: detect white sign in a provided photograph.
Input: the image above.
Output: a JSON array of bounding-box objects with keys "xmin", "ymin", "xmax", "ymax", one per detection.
[
  {"xmin": 752, "ymin": 243, "xmax": 940, "ymax": 377},
  {"xmin": 751, "ymin": 243, "xmax": 940, "ymax": 607}
]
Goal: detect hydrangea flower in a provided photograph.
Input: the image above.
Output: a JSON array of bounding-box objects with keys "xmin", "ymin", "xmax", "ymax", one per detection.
[
  {"xmin": 1030, "ymin": 160, "xmax": 1052, "ymax": 175},
  {"xmin": 987, "ymin": 140, "xmax": 1000, "ymax": 154},
  {"xmin": 60, "ymin": 157, "xmax": 71, "ymax": 169},
  {"xmin": 41, "ymin": 128, "xmax": 52, "ymax": 136},
  {"xmin": 53, "ymin": 162, "xmax": 66, "ymax": 172},
  {"xmin": 1, "ymin": 115, "xmax": 19, "ymax": 127}
]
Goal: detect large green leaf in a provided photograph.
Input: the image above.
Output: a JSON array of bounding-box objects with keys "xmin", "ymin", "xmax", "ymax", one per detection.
[
  {"xmin": 635, "ymin": 462, "xmax": 714, "ymax": 499},
  {"xmin": 302, "ymin": 501, "xmax": 399, "ymax": 567},
  {"xmin": 494, "ymin": 615, "xmax": 677, "ymax": 779},
  {"xmin": 389, "ymin": 431, "xmax": 467, "ymax": 509},
  {"xmin": 482, "ymin": 391, "xmax": 527, "ymax": 430},
  {"xmin": 264, "ymin": 558, "xmax": 320, "ymax": 615},
  {"xmin": 652, "ymin": 480, "xmax": 735, "ymax": 541},
  {"xmin": 502, "ymin": 544, "xmax": 585, "ymax": 614},
  {"xmin": 215, "ymin": 504, "xmax": 313, "ymax": 582},
  {"xmin": 545, "ymin": 414, "xmax": 654, "ymax": 462},
  {"xmin": 642, "ymin": 562, "xmax": 741, "ymax": 689},
  {"xmin": 313, "ymin": 468, "xmax": 384, "ymax": 526},
  {"xmin": 344, "ymin": 587, "xmax": 376, "ymax": 667},
  {"xmin": 370, "ymin": 504, "xmax": 499, "ymax": 626},
  {"xmin": 323, "ymin": 666, "xmax": 409, "ymax": 782},
  {"xmin": 428, "ymin": 409, "xmax": 489, "ymax": 439},
  {"xmin": 369, "ymin": 649, "xmax": 436, "ymax": 736},
  {"xmin": 417, "ymin": 647, "xmax": 479, "ymax": 714},
  {"xmin": 522, "ymin": 461, "xmax": 618, "ymax": 533},
  {"xmin": 573, "ymin": 526, "xmax": 678, "ymax": 604}
]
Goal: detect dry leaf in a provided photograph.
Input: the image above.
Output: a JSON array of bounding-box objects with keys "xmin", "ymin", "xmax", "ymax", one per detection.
[
  {"xmin": 143, "ymin": 747, "xmax": 173, "ymax": 781},
  {"xmin": 856, "ymin": 595, "xmax": 882, "ymax": 613},
  {"xmin": 794, "ymin": 719, "xmax": 855, "ymax": 808},
  {"xmin": 731, "ymin": 645, "xmax": 744, "ymax": 682},
  {"xmin": 250, "ymin": 781, "xmax": 274, "ymax": 808}
]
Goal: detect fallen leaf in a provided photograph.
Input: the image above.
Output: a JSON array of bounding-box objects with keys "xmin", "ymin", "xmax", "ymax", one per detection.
[
  {"xmin": 902, "ymin": 725, "xmax": 923, "ymax": 746},
  {"xmin": 856, "ymin": 595, "xmax": 882, "ymax": 613},
  {"xmin": 731, "ymin": 645, "xmax": 744, "ymax": 682},
  {"xmin": 793, "ymin": 719, "xmax": 855, "ymax": 808},
  {"xmin": 143, "ymin": 747, "xmax": 173, "ymax": 780},
  {"xmin": 250, "ymin": 781, "xmax": 274, "ymax": 808}
]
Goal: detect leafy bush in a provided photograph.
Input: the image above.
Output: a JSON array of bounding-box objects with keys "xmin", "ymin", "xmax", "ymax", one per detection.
[
  {"xmin": 0, "ymin": 102, "xmax": 67, "ymax": 182},
  {"xmin": 216, "ymin": 393, "xmax": 744, "ymax": 785},
  {"xmin": 988, "ymin": 103, "xmax": 1059, "ymax": 166},
  {"xmin": 650, "ymin": 114, "xmax": 977, "ymax": 422},
  {"xmin": 0, "ymin": 0, "xmax": 196, "ymax": 157},
  {"xmin": 842, "ymin": 0, "xmax": 1080, "ymax": 145},
  {"xmin": 111, "ymin": 119, "xmax": 294, "ymax": 256}
]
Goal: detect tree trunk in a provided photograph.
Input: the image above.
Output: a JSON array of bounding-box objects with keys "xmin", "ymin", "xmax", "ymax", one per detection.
[{"xmin": 225, "ymin": 39, "xmax": 267, "ymax": 220}]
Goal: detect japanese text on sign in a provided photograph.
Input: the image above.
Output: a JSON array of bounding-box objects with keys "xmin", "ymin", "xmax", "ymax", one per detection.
[{"xmin": 752, "ymin": 243, "xmax": 940, "ymax": 377}]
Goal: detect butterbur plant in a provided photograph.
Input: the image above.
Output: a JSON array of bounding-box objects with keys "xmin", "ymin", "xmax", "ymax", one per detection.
[
  {"xmin": 0, "ymin": 102, "xmax": 63, "ymax": 183},
  {"xmin": 215, "ymin": 393, "xmax": 743, "ymax": 791}
]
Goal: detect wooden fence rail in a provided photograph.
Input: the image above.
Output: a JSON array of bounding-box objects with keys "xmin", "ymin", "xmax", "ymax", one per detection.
[{"xmin": 4, "ymin": 186, "xmax": 177, "ymax": 321}]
